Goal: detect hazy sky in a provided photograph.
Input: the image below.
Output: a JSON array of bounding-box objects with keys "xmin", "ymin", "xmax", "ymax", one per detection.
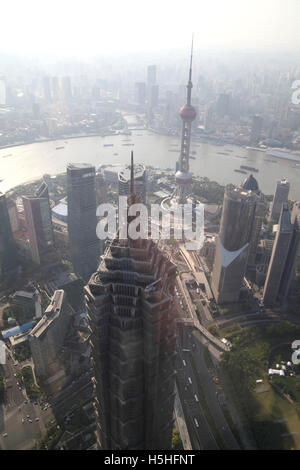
[{"xmin": 2, "ymin": 0, "xmax": 300, "ymax": 56}]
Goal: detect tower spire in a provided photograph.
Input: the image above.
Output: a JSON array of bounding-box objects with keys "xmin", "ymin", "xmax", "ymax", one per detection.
[{"xmin": 187, "ymin": 33, "xmax": 194, "ymax": 106}]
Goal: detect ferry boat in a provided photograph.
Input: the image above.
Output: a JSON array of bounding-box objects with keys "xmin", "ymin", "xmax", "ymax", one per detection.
[
  {"xmin": 266, "ymin": 148, "xmax": 300, "ymax": 163},
  {"xmin": 240, "ymin": 165, "xmax": 259, "ymax": 172}
]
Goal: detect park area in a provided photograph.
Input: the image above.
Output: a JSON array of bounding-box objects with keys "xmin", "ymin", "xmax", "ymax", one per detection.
[{"xmin": 220, "ymin": 321, "xmax": 300, "ymax": 449}]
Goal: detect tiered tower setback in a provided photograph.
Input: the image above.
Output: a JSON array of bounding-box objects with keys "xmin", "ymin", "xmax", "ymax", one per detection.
[{"xmin": 85, "ymin": 154, "xmax": 177, "ymax": 450}]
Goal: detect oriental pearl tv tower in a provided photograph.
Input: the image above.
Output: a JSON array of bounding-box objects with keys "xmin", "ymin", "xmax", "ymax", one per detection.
[{"xmin": 175, "ymin": 36, "xmax": 197, "ymax": 204}]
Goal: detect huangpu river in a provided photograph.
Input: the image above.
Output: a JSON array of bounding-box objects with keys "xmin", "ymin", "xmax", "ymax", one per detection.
[{"xmin": 0, "ymin": 130, "xmax": 300, "ymax": 199}]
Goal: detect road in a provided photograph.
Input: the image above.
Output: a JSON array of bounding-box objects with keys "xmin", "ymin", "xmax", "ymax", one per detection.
[
  {"xmin": 0, "ymin": 348, "xmax": 52, "ymax": 450},
  {"xmin": 175, "ymin": 347, "xmax": 218, "ymax": 449},
  {"xmin": 186, "ymin": 329, "xmax": 240, "ymax": 449}
]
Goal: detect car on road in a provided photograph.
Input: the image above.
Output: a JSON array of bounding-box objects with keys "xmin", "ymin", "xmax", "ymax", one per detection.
[
  {"xmin": 35, "ymin": 418, "xmax": 40, "ymax": 422},
  {"xmin": 27, "ymin": 414, "xmax": 30, "ymax": 418},
  {"xmin": 28, "ymin": 419, "xmax": 33, "ymax": 423},
  {"xmin": 22, "ymin": 418, "xmax": 25, "ymax": 423},
  {"xmin": 194, "ymin": 418, "xmax": 199, "ymax": 428},
  {"xmin": 2, "ymin": 433, "xmax": 8, "ymax": 437}
]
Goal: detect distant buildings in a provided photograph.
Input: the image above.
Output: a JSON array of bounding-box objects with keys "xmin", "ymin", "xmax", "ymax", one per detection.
[
  {"xmin": 29, "ymin": 290, "xmax": 71, "ymax": 378},
  {"xmin": 263, "ymin": 202, "xmax": 300, "ymax": 306},
  {"xmin": 22, "ymin": 181, "xmax": 54, "ymax": 264},
  {"xmin": 0, "ymin": 192, "xmax": 18, "ymax": 275},
  {"xmin": 67, "ymin": 163, "xmax": 101, "ymax": 281},
  {"xmin": 270, "ymin": 178, "xmax": 290, "ymax": 222}
]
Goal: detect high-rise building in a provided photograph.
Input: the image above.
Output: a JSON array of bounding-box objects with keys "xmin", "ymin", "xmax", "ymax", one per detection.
[
  {"xmin": 22, "ymin": 182, "xmax": 54, "ymax": 265},
  {"xmin": 51, "ymin": 76, "xmax": 60, "ymax": 102},
  {"xmin": 241, "ymin": 175, "xmax": 266, "ymax": 267},
  {"xmin": 67, "ymin": 163, "xmax": 101, "ymax": 281},
  {"xmin": 149, "ymin": 84, "xmax": 159, "ymax": 108},
  {"xmin": 61, "ymin": 76, "xmax": 72, "ymax": 102},
  {"xmin": 29, "ymin": 290, "xmax": 71, "ymax": 378},
  {"xmin": 0, "ymin": 192, "xmax": 18, "ymax": 275},
  {"xmin": 263, "ymin": 203, "xmax": 300, "ymax": 306},
  {"xmin": 118, "ymin": 163, "xmax": 147, "ymax": 204},
  {"xmin": 134, "ymin": 82, "xmax": 146, "ymax": 105},
  {"xmin": 270, "ymin": 178, "xmax": 290, "ymax": 223},
  {"xmin": 250, "ymin": 115, "xmax": 263, "ymax": 144},
  {"xmin": 216, "ymin": 93, "xmax": 230, "ymax": 117},
  {"xmin": 42, "ymin": 76, "xmax": 51, "ymax": 103},
  {"xmin": 147, "ymin": 65, "xmax": 156, "ymax": 89},
  {"xmin": 85, "ymin": 155, "xmax": 177, "ymax": 450},
  {"xmin": 211, "ymin": 185, "xmax": 257, "ymax": 304}
]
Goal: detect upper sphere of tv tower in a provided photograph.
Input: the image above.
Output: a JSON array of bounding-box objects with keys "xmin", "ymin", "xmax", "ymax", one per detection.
[{"xmin": 179, "ymin": 104, "xmax": 196, "ymax": 121}]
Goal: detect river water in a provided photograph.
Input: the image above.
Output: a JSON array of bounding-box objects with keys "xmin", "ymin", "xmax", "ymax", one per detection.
[{"xmin": 0, "ymin": 130, "xmax": 299, "ymax": 199}]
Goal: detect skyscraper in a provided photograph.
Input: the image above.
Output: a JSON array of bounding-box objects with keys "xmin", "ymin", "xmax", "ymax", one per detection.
[
  {"xmin": 0, "ymin": 192, "xmax": 18, "ymax": 275},
  {"xmin": 61, "ymin": 76, "xmax": 72, "ymax": 102},
  {"xmin": 134, "ymin": 82, "xmax": 146, "ymax": 105},
  {"xmin": 250, "ymin": 115, "xmax": 263, "ymax": 144},
  {"xmin": 149, "ymin": 84, "xmax": 159, "ymax": 108},
  {"xmin": 263, "ymin": 203, "xmax": 300, "ymax": 306},
  {"xmin": 241, "ymin": 175, "xmax": 266, "ymax": 267},
  {"xmin": 211, "ymin": 185, "xmax": 257, "ymax": 304},
  {"xmin": 175, "ymin": 38, "xmax": 196, "ymax": 205},
  {"xmin": 86, "ymin": 155, "xmax": 177, "ymax": 450},
  {"xmin": 270, "ymin": 178, "xmax": 290, "ymax": 222},
  {"xmin": 147, "ymin": 65, "xmax": 156, "ymax": 89},
  {"xmin": 22, "ymin": 182, "xmax": 54, "ymax": 265},
  {"xmin": 67, "ymin": 163, "xmax": 101, "ymax": 281},
  {"xmin": 42, "ymin": 76, "xmax": 51, "ymax": 103},
  {"xmin": 51, "ymin": 76, "xmax": 60, "ymax": 102}
]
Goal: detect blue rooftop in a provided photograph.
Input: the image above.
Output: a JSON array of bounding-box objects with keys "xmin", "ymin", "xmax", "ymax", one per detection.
[{"xmin": 2, "ymin": 321, "xmax": 37, "ymax": 340}]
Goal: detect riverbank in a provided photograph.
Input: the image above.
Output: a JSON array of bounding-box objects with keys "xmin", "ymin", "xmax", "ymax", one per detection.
[{"xmin": 0, "ymin": 132, "xmax": 119, "ymax": 151}]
